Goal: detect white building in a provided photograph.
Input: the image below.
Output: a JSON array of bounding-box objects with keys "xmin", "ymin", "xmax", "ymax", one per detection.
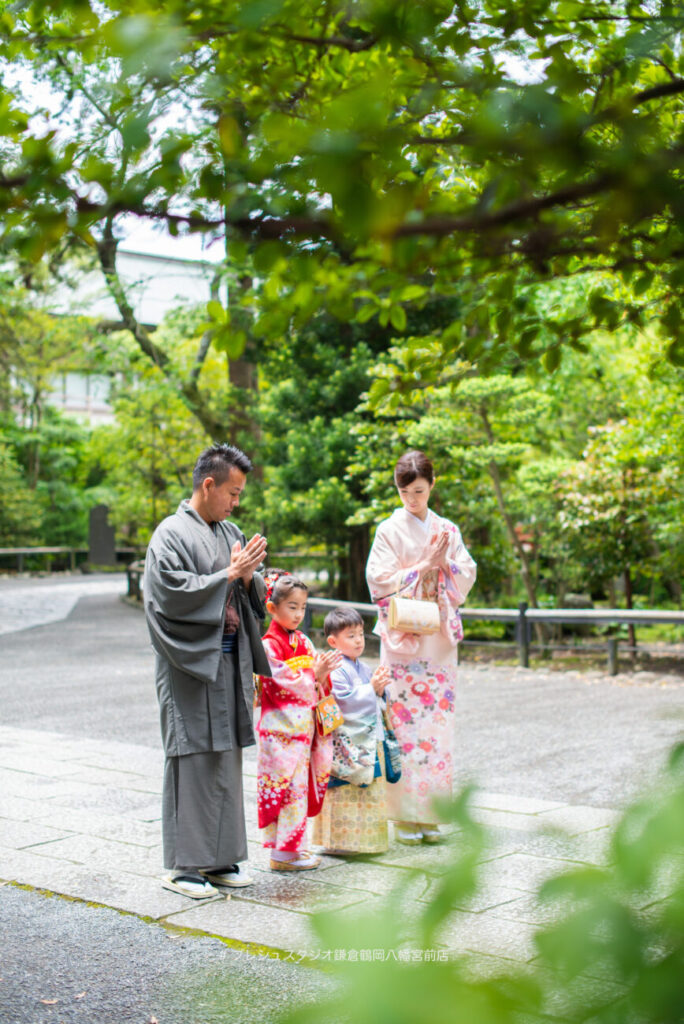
[{"xmin": 49, "ymin": 234, "xmax": 224, "ymax": 423}]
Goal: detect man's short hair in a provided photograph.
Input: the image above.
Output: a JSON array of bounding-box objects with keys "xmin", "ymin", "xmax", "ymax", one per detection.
[
  {"xmin": 324, "ymin": 606, "xmax": 364, "ymax": 637},
  {"xmin": 192, "ymin": 444, "xmax": 252, "ymax": 490}
]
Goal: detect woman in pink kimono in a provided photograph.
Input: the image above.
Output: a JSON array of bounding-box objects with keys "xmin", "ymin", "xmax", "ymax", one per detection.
[{"xmin": 366, "ymin": 451, "xmax": 477, "ymax": 845}]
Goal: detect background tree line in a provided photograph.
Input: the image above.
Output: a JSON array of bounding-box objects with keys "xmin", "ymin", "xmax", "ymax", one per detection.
[{"xmin": 1, "ymin": 264, "xmax": 682, "ymax": 611}]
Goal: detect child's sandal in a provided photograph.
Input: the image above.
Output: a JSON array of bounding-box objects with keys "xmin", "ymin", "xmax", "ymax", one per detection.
[{"xmin": 270, "ymin": 851, "xmax": 321, "ymax": 871}]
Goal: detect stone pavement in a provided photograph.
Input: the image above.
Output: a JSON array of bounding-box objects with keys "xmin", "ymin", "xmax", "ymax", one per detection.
[{"xmin": 0, "ymin": 723, "xmax": 621, "ymax": 967}]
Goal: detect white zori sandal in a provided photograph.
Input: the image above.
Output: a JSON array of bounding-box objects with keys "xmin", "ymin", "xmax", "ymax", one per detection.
[
  {"xmin": 161, "ymin": 873, "xmax": 222, "ymax": 899},
  {"xmin": 418, "ymin": 824, "xmax": 442, "ymax": 844},
  {"xmin": 394, "ymin": 822, "xmax": 423, "ymax": 846},
  {"xmin": 200, "ymin": 864, "xmax": 253, "ymax": 887}
]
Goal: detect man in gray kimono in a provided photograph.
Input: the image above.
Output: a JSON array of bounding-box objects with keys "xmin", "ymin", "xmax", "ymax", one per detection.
[{"xmin": 144, "ymin": 443, "xmax": 269, "ymax": 899}]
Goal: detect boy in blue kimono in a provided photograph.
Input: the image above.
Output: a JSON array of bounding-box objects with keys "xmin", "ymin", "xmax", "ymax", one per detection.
[{"xmin": 312, "ymin": 607, "xmax": 398, "ymax": 855}]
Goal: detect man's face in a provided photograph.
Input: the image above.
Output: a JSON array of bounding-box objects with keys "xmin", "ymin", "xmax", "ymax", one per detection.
[{"xmin": 205, "ymin": 467, "xmax": 246, "ymax": 522}]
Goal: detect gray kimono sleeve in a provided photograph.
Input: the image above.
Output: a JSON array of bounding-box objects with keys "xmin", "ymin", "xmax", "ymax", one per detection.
[{"xmin": 144, "ymin": 540, "xmax": 228, "ymax": 686}]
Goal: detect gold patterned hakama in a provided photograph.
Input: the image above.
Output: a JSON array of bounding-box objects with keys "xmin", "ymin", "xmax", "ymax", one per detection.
[{"xmin": 312, "ymin": 744, "xmax": 388, "ymax": 854}]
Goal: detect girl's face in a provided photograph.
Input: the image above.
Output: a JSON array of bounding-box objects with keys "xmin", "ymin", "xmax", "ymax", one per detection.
[
  {"xmin": 268, "ymin": 588, "xmax": 308, "ymax": 631},
  {"xmin": 397, "ymin": 475, "xmax": 434, "ymax": 521}
]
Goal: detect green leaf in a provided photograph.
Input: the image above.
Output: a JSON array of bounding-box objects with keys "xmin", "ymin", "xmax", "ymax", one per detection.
[
  {"xmin": 543, "ymin": 346, "xmax": 562, "ymax": 373},
  {"xmin": 632, "ymin": 271, "xmax": 654, "ymax": 297},
  {"xmin": 356, "ymin": 303, "xmax": 378, "ymax": 324},
  {"xmin": 389, "ymin": 305, "xmax": 407, "ymax": 331},
  {"xmin": 207, "ymin": 300, "xmax": 227, "ymax": 324}
]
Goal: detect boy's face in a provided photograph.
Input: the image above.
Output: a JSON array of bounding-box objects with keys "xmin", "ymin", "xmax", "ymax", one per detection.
[{"xmin": 327, "ymin": 624, "xmax": 365, "ymax": 660}]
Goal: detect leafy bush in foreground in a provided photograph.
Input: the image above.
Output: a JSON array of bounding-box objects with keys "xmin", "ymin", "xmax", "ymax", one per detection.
[{"xmin": 283, "ymin": 746, "xmax": 684, "ymax": 1024}]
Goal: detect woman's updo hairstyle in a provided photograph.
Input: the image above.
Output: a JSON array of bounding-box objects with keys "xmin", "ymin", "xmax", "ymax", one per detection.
[{"xmin": 394, "ymin": 450, "xmax": 435, "ymax": 488}]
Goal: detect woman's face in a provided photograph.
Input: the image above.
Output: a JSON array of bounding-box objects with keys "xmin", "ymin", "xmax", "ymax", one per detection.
[{"xmin": 396, "ymin": 475, "xmax": 434, "ymax": 520}]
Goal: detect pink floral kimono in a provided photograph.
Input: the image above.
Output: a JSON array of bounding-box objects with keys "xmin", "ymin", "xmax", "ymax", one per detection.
[
  {"xmin": 366, "ymin": 507, "xmax": 476, "ymax": 824},
  {"xmin": 257, "ymin": 620, "xmax": 332, "ymax": 852}
]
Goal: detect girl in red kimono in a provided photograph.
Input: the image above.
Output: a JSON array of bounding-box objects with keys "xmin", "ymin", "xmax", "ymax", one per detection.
[{"xmin": 257, "ymin": 571, "xmax": 341, "ymax": 871}]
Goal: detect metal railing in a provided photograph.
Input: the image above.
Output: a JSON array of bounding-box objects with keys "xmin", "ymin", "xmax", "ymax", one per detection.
[
  {"xmin": 0, "ymin": 546, "xmax": 139, "ymax": 572},
  {"xmin": 122, "ymin": 563, "xmax": 683, "ymax": 676},
  {"xmin": 305, "ymin": 598, "xmax": 684, "ymax": 676}
]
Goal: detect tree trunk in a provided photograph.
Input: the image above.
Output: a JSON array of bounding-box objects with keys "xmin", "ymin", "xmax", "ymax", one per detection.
[
  {"xmin": 225, "ymin": 269, "xmax": 262, "ymax": 468},
  {"xmin": 27, "ymin": 390, "xmax": 42, "ymax": 488},
  {"xmin": 332, "ymin": 525, "xmax": 371, "ymax": 601},
  {"xmin": 335, "ymin": 550, "xmax": 349, "ymax": 600},
  {"xmin": 228, "ymin": 355, "xmax": 259, "ymax": 446},
  {"xmin": 348, "ymin": 523, "xmax": 371, "ymax": 602}
]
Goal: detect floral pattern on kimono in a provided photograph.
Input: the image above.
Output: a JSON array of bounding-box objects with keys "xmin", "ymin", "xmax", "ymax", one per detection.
[
  {"xmin": 367, "ymin": 508, "xmax": 476, "ymax": 658},
  {"xmin": 385, "ymin": 655, "xmax": 459, "ymax": 820},
  {"xmin": 366, "ymin": 508, "xmax": 476, "ymax": 823},
  {"xmin": 256, "ymin": 621, "xmax": 332, "ymax": 847}
]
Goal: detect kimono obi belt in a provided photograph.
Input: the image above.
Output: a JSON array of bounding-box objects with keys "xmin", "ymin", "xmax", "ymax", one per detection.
[
  {"xmin": 284, "ymin": 655, "xmax": 314, "ymax": 672},
  {"xmin": 221, "ymin": 631, "xmax": 237, "ymax": 653}
]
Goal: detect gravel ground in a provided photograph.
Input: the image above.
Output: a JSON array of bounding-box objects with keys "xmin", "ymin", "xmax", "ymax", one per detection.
[{"xmin": 0, "ymin": 885, "xmax": 333, "ymax": 1024}]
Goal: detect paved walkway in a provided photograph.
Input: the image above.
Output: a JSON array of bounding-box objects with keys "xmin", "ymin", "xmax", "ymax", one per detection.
[
  {"xmin": 0, "ymin": 722, "xmax": 620, "ymax": 964},
  {"xmin": 0, "ymin": 577, "xmax": 124, "ymax": 635},
  {"xmin": 1, "ymin": 574, "xmax": 682, "ymax": 970}
]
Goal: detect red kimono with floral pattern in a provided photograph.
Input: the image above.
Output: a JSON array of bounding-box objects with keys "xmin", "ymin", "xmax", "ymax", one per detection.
[{"xmin": 257, "ymin": 621, "xmax": 332, "ymax": 847}]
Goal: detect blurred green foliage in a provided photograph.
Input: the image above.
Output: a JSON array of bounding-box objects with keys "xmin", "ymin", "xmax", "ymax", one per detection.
[
  {"xmin": 1, "ymin": 0, "xmax": 684, "ymax": 379},
  {"xmin": 0, "ymin": 438, "xmax": 43, "ymax": 545},
  {"xmin": 349, "ymin": 323, "xmax": 684, "ymax": 605},
  {"xmin": 0, "ymin": 264, "xmax": 682, "ymax": 609},
  {"xmin": 282, "ymin": 745, "xmax": 684, "ymax": 1024}
]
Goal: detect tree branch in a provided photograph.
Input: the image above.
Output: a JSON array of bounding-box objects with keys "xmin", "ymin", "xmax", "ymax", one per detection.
[
  {"xmin": 411, "ymin": 78, "xmax": 684, "ymax": 148},
  {"xmin": 96, "ymin": 216, "xmax": 228, "ymax": 439},
  {"xmin": 392, "ymin": 174, "xmax": 615, "ymax": 237},
  {"xmin": 281, "ymin": 32, "xmax": 379, "ymax": 52},
  {"xmin": 96, "ymin": 219, "xmax": 169, "ymax": 371},
  {"xmin": 189, "ymin": 270, "xmax": 221, "ymax": 386}
]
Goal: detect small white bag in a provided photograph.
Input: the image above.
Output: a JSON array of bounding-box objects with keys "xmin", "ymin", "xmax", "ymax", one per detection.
[{"xmin": 388, "ymin": 596, "xmax": 440, "ymax": 635}]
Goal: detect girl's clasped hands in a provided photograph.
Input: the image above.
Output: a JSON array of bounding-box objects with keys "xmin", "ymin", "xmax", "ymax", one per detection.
[{"xmin": 314, "ymin": 648, "xmax": 343, "ymax": 684}]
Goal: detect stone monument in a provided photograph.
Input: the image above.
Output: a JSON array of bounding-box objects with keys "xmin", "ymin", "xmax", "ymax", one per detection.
[{"xmin": 88, "ymin": 504, "xmax": 116, "ymax": 565}]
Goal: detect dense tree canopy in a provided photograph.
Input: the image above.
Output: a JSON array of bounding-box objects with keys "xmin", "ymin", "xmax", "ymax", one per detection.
[{"xmin": 1, "ymin": 0, "xmax": 684, "ymax": 383}]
